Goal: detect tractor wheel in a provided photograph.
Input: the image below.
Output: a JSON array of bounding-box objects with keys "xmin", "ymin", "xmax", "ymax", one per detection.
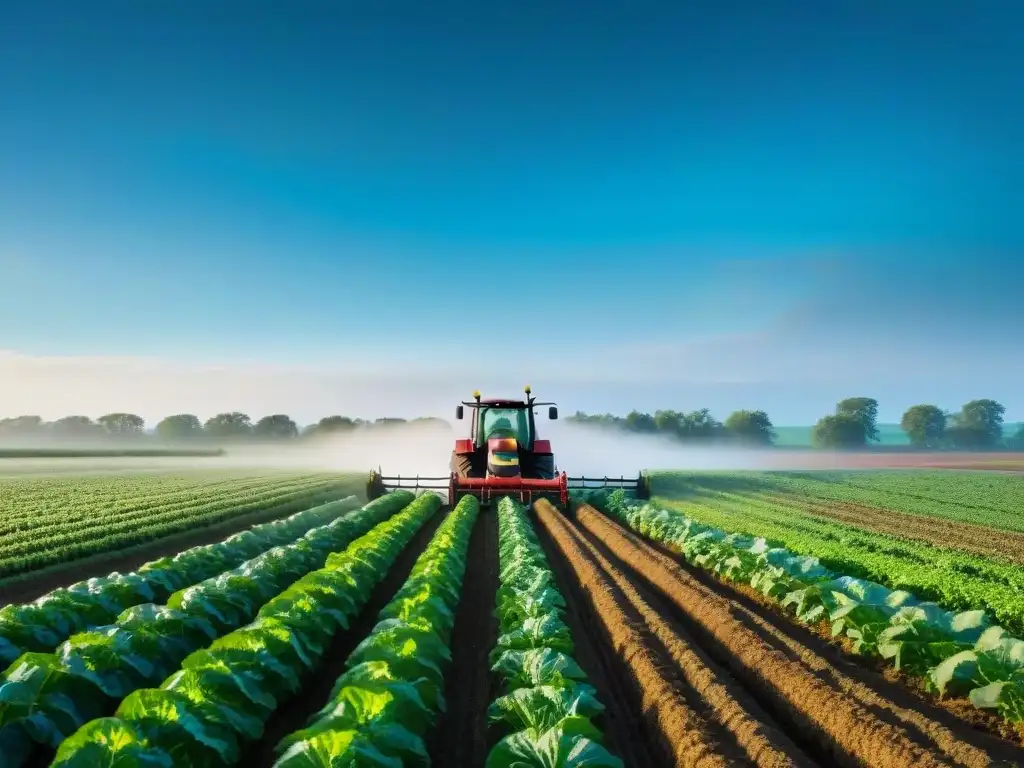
[
  {"xmin": 450, "ymin": 451, "xmax": 474, "ymax": 478},
  {"xmin": 533, "ymin": 453, "xmax": 556, "ymax": 479}
]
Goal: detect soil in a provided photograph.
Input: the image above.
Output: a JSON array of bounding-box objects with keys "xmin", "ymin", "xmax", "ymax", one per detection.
[
  {"xmin": 426, "ymin": 508, "xmax": 500, "ymax": 768},
  {"xmin": 560, "ymin": 510, "xmax": 816, "ymax": 768},
  {"xmin": 246, "ymin": 507, "xmax": 445, "ymax": 766},
  {"xmin": 571, "ymin": 502, "xmax": 1024, "ymax": 768},
  {"xmin": 533, "ymin": 504, "xmax": 669, "ymax": 767},
  {"xmin": 777, "ymin": 495, "xmax": 1024, "ymax": 565},
  {"xmin": 536, "ymin": 499, "xmax": 738, "ymax": 767},
  {"xmin": 0, "ymin": 487, "xmax": 359, "ymax": 607}
]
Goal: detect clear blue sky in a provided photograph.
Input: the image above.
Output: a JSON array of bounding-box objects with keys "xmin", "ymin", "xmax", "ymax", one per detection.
[{"xmin": 1, "ymin": 1, "xmax": 1021, "ymax": 423}]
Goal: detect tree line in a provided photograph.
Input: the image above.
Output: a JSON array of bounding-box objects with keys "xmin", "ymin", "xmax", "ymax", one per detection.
[
  {"xmin": 0, "ymin": 399, "xmax": 1019, "ymax": 449},
  {"xmin": 0, "ymin": 413, "xmax": 449, "ymax": 442},
  {"xmin": 568, "ymin": 397, "xmax": 1023, "ymax": 450}
]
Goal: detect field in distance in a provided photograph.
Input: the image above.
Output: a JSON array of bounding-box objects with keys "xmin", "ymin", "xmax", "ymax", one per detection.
[{"xmin": 0, "ymin": 469, "xmax": 363, "ymax": 600}]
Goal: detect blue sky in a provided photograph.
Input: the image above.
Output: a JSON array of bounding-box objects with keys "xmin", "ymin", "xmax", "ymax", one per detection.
[{"xmin": 1, "ymin": 1, "xmax": 1021, "ymax": 424}]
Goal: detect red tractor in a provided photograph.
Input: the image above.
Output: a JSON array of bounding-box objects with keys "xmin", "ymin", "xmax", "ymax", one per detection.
[{"xmin": 368, "ymin": 386, "xmax": 649, "ymax": 507}]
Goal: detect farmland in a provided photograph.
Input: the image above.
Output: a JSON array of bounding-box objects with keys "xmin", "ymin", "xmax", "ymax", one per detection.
[{"xmin": 1, "ymin": 469, "xmax": 1024, "ymax": 766}]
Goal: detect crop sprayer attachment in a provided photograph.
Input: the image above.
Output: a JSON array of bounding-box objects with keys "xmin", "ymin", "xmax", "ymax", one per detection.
[{"xmin": 366, "ymin": 386, "xmax": 651, "ymax": 508}]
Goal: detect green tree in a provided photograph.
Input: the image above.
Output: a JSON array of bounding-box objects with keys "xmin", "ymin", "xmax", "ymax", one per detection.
[
  {"xmin": 204, "ymin": 412, "xmax": 253, "ymax": 438},
  {"xmin": 1010, "ymin": 424, "xmax": 1024, "ymax": 450},
  {"xmin": 50, "ymin": 416, "xmax": 102, "ymax": 439},
  {"xmin": 679, "ymin": 408, "xmax": 723, "ymax": 440},
  {"xmin": 947, "ymin": 399, "xmax": 1005, "ymax": 449},
  {"xmin": 624, "ymin": 410, "xmax": 657, "ymax": 433},
  {"xmin": 836, "ymin": 397, "xmax": 879, "ymax": 442},
  {"xmin": 900, "ymin": 404, "xmax": 947, "ymax": 448},
  {"xmin": 253, "ymin": 414, "xmax": 299, "ymax": 439},
  {"xmin": 97, "ymin": 413, "xmax": 145, "ymax": 436},
  {"xmin": 653, "ymin": 410, "xmax": 684, "ymax": 437},
  {"xmin": 811, "ymin": 413, "xmax": 867, "ymax": 449},
  {"xmin": 724, "ymin": 410, "xmax": 775, "ymax": 445},
  {"xmin": 156, "ymin": 414, "xmax": 204, "ymax": 441}
]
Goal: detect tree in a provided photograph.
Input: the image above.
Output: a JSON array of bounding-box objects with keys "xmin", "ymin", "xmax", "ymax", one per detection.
[
  {"xmin": 811, "ymin": 413, "xmax": 867, "ymax": 449},
  {"xmin": 624, "ymin": 410, "xmax": 657, "ymax": 433},
  {"xmin": 204, "ymin": 412, "xmax": 253, "ymax": 438},
  {"xmin": 653, "ymin": 410, "xmax": 684, "ymax": 437},
  {"xmin": 1010, "ymin": 424, "xmax": 1024, "ymax": 450},
  {"xmin": 836, "ymin": 397, "xmax": 879, "ymax": 443},
  {"xmin": 947, "ymin": 399, "xmax": 1005, "ymax": 449},
  {"xmin": 305, "ymin": 416, "xmax": 359, "ymax": 437},
  {"xmin": 253, "ymin": 414, "xmax": 299, "ymax": 439},
  {"xmin": 0, "ymin": 416, "xmax": 45, "ymax": 437},
  {"xmin": 724, "ymin": 410, "xmax": 775, "ymax": 445},
  {"xmin": 678, "ymin": 408, "xmax": 723, "ymax": 440},
  {"xmin": 900, "ymin": 405, "xmax": 947, "ymax": 449},
  {"xmin": 156, "ymin": 414, "xmax": 204, "ymax": 441},
  {"xmin": 97, "ymin": 413, "xmax": 145, "ymax": 436},
  {"xmin": 49, "ymin": 416, "xmax": 102, "ymax": 439}
]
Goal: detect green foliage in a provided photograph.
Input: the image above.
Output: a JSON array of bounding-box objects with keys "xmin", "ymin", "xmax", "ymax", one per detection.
[
  {"xmin": 948, "ymin": 399, "xmax": 1006, "ymax": 448},
  {"xmin": 484, "ymin": 497, "xmax": 622, "ymax": 768},
  {"xmin": 585, "ymin": 484, "xmax": 1024, "ymax": 726},
  {"xmin": 1, "ymin": 493, "xmax": 414, "ymax": 761},
  {"xmin": 723, "ymin": 409, "xmax": 775, "ymax": 445},
  {"xmin": 272, "ymin": 495, "xmax": 478, "ymax": 766},
  {"xmin": 811, "ymin": 413, "xmax": 867, "ymax": 448},
  {"xmin": 155, "ymin": 414, "xmax": 204, "ymax": 441},
  {"xmin": 0, "ymin": 471, "xmax": 361, "ymax": 581},
  {"xmin": 900, "ymin": 404, "xmax": 947, "ymax": 448},
  {"xmin": 253, "ymin": 416, "xmax": 299, "ymax": 440},
  {"xmin": 836, "ymin": 397, "xmax": 880, "ymax": 442},
  {"xmin": 97, "ymin": 414, "xmax": 146, "ymax": 436},
  {"xmin": 202, "ymin": 413, "xmax": 253, "ymax": 439}
]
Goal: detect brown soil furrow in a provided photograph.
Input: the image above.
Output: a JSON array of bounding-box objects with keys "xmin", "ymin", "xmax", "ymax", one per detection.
[
  {"xmin": 773, "ymin": 494, "xmax": 1024, "ymax": 565},
  {"xmin": 427, "ymin": 507, "xmax": 499, "ymax": 768},
  {"xmin": 572, "ymin": 502, "xmax": 994, "ymax": 768},
  {"xmin": 637, "ymin": 537, "xmax": 1024, "ymax": 759},
  {"xmin": 534, "ymin": 505, "xmax": 665, "ymax": 766},
  {"xmin": 246, "ymin": 507, "xmax": 445, "ymax": 766},
  {"xmin": 535, "ymin": 499, "xmax": 739, "ymax": 768},
  {"xmin": 563, "ymin": 515, "xmax": 816, "ymax": 768}
]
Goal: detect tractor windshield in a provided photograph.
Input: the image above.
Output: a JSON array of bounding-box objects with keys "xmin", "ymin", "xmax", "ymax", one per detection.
[{"xmin": 479, "ymin": 407, "xmax": 530, "ymax": 446}]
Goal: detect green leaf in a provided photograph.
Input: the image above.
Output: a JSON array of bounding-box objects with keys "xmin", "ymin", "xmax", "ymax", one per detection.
[
  {"xmin": 274, "ymin": 729, "xmax": 402, "ymax": 768},
  {"xmin": 0, "ymin": 652, "xmax": 111, "ymax": 747},
  {"xmin": 929, "ymin": 651, "xmax": 979, "ymax": 697},
  {"xmin": 485, "ymin": 716, "xmax": 623, "ymax": 768},
  {"xmin": 491, "ymin": 649, "xmax": 588, "ymax": 692},
  {"xmin": 50, "ymin": 717, "xmax": 173, "ymax": 768},
  {"xmin": 116, "ymin": 688, "xmax": 241, "ymax": 766},
  {"xmin": 493, "ymin": 614, "xmax": 574, "ymax": 660},
  {"xmin": 487, "ymin": 684, "xmax": 604, "ymax": 733}
]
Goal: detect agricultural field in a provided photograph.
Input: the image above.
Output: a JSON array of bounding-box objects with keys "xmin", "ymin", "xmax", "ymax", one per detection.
[
  {"xmin": 1, "ymin": 468, "xmax": 1023, "ymax": 767},
  {"xmin": 0, "ymin": 470, "xmax": 363, "ymax": 601}
]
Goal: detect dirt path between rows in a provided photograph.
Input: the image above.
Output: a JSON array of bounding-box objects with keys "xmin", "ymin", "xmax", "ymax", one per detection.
[
  {"xmin": 563, "ymin": 516, "xmax": 817, "ymax": 768},
  {"xmin": 247, "ymin": 506, "xmax": 444, "ymax": 766},
  {"xmin": 426, "ymin": 508, "xmax": 499, "ymax": 768},
  {"xmin": 537, "ymin": 499, "xmax": 741, "ymax": 767},
  {"xmin": 573, "ymin": 503, "xmax": 1024, "ymax": 768},
  {"xmin": 534, "ymin": 504, "xmax": 668, "ymax": 767},
  {"xmin": 774, "ymin": 494, "xmax": 1024, "ymax": 565}
]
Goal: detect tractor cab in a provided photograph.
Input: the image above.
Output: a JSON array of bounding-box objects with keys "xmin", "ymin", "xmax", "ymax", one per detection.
[{"xmin": 453, "ymin": 387, "xmax": 558, "ymax": 480}]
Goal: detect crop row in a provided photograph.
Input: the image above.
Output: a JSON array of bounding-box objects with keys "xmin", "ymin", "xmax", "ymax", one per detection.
[
  {"xmin": 0, "ymin": 495, "xmax": 361, "ymax": 665},
  {"xmin": 0, "ymin": 473, "xmax": 360, "ymax": 578},
  {"xmin": 486, "ymin": 497, "xmax": 621, "ymax": 767},
  {"xmin": 658, "ymin": 487, "xmax": 1024, "ymax": 634},
  {"xmin": 272, "ymin": 494, "xmax": 478, "ymax": 765},
  {"xmin": 0, "ymin": 492, "xmax": 417, "ymax": 767},
  {"xmin": 49, "ymin": 491, "xmax": 444, "ymax": 766},
  {"xmin": 585, "ymin": 488, "xmax": 1024, "ymax": 725},
  {"xmin": 653, "ymin": 470, "xmax": 1024, "ymax": 532}
]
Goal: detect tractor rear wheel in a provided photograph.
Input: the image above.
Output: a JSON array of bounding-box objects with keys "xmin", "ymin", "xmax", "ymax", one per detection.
[
  {"xmin": 451, "ymin": 451, "xmax": 485, "ymax": 478},
  {"xmin": 532, "ymin": 453, "xmax": 556, "ymax": 479}
]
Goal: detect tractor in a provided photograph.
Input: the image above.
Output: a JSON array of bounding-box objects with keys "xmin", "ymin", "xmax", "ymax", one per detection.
[{"xmin": 368, "ymin": 386, "xmax": 649, "ymax": 507}]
